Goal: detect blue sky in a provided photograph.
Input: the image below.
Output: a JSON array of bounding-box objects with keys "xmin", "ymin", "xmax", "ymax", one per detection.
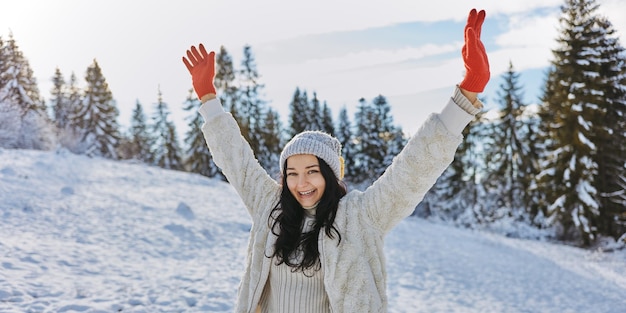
[{"xmin": 1, "ymin": 0, "xmax": 625, "ymax": 135}]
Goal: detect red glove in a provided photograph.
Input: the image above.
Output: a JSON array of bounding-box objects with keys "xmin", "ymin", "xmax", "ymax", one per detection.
[
  {"xmin": 459, "ymin": 9, "xmax": 490, "ymax": 93},
  {"xmin": 182, "ymin": 44, "xmax": 216, "ymax": 101}
]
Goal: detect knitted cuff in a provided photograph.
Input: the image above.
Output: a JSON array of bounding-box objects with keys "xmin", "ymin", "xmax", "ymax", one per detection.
[
  {"xmin": 198, "ymin": 98, "xmax": 225, "ymax": 122},
  {"xmin": 437, "ymin": 86, "xmax": 482, "ymax": 135},
  {"xmin": 453, "ymin": 86, "xmax": 482, "ymax": 115}
]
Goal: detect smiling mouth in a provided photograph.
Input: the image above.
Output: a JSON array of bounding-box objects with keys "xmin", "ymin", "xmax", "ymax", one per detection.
[{"xmin": 299, "ymin": 190, "xmax": 315, "ymax": 196}]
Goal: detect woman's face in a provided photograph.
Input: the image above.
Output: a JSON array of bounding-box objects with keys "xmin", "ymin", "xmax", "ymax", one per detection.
[{"xmin": 285, "ymin": 154, "xmax": 326, "ymax": 209}]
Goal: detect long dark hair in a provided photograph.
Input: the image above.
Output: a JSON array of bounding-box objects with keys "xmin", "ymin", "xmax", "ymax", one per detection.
[{"xmin": 268, "ymin": 157, "xmax": 346, "ymax": 273}]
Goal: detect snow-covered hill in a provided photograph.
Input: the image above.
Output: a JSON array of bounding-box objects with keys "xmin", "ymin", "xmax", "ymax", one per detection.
[{"xmin": 1, "ymin": 148, "xmax": 625, "ymax": 313}]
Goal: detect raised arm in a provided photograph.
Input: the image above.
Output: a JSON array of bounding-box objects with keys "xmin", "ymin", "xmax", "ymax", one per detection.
[
  {"xmin": 182, "ymin": 44, "xmax": 279, "ymax": 217},
  {"xmin": 359, "ymin": 9, "xmax": 490, "ymax": 233}
]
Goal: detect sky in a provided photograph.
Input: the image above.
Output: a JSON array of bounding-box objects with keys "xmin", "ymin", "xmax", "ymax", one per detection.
[
  {"xmin": 1, "ymin": 0, "xmax": 626, "ymax": 135},
  {"xmin": 1, "ymin": 147, "xmax": 625, "ymax": 312}
]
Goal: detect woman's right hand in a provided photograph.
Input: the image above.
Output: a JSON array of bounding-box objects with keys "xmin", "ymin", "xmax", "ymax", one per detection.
[{"xmin": 182, "ymin": 44, "xmax": 217, "ymax": 102}]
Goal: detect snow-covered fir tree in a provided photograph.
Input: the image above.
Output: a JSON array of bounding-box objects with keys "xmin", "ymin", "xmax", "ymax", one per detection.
[
  {"xmin": 288, "ymin": 87, "xmax": 311, "ymax": 137},
  {"xmin": 215, "ymin": 46, "xmax": 238, "ymax": 113},
  {"xmin": 122, "ymin": 100, "xmax": 152, "ymax": 162},
  {"xmin": 309, "ymin": 92, "xmax": 324, "ymax": 131},
  {"xmin": 482, "ymin": 62, "xmax": 535, "ymax": 223},
  {"xmin": 351, "ymin": 95, "xmax": 404, "ymax": 185},
  {"xmin": 74, "ymin": 59, "xmax": 120, "ymax": 158},
  {"xmin": 164, "ymin": 121, "xmax": 184, "ymax": 171},
  {"xmin": 591, "ymin": 16, "xmax": 626, "ymax": 240},
  {"xmin": 183, "ymin": 89, "xmax": 219, "ymax": 178},
  {"xmin": 234, "ymin": 45, "xmax": 281, "ymax": 174},
  {"xmin": 58, "ymin": 72, "xmax": 85, "ymax": 152},
  {"xmin": 234, "ymin": 45, "xmax": 265, "ymax": 152},
  {"xmin": 50, "ymin": 68, "xmax": 79, "ymax": 152},
  {"xmin": 248, "ymin": 100, "xmax": 273, "ymax": 173},
  {"xmin": 373, "ymin": 95, "xmax": 406, "ymax": 173},
  {"xmin": 50, "ymin": 67, "xmax": 70, "ymax": 130},
  {"xmin": 287, "ymin": 88, "xmax": 334, "ymax": 137},
  {"xmin": 537, "ymin": 0, "xmax": 625, "ymax": 245},
  {"xmin": 149, "ymin": 88, "xmax": 183, "ymax": 170},
  {"xmin": 321, "ymin": 102, "xmax": 335, "ymax": 135},
  {"xmin": 0, "ymin": 33, "xmax": 54, "ymax": 150},
  {"xmin": 336, "ymin": 106, "xmax": 355, "ymax": 179},
  {"xmin": 519, "ymin": 97, "xmax": 546, "ymax": 227},
  {"xmin": 257, "ymin": 107, "xmax": 283, "ymax": 177},
  {"xmin": 0, "ymin": 36, "xmax": 20, "ymax": 148},
  {"xmin": 352, "ymin": 97, "xmax": 378, "ymax": 183}
]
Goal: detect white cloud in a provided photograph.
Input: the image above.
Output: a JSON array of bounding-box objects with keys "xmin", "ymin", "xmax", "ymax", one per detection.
[
  {"xmin": 477, "ymin": 0, "xmax": 563, "ymax": 14},
  {"xmin": 491, "ymin": 11, "xmax": 561, "ymax": 73},
  {"xmin": 299, "ymin": 44, "xmax": 458, "ymax": 75},
  {"xmin": 598, "ymin": 0, "xmax": 626, "ymax": 40},
  {"xmin": 495, "ymin": 11, "xmax": 561, "ymax": 50}
]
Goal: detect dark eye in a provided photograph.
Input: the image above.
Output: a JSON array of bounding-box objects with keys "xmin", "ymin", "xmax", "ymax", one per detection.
[
  {"xmin": 287, "ymin": 172, "xmax": 297, "ymax": 177},
  {"xmin": 308, "ymin": 170, "xmax": 319, "ymax": 175}
]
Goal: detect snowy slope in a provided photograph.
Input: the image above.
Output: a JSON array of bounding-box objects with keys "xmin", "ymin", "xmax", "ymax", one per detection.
[{"xmin": 1, "ymin": 148, "xmax": 625, "ymax": 313}]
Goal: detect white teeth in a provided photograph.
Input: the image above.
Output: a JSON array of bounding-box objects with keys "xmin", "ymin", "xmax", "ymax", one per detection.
[{"xmin": 299, "ymin": 190, "xmax": 314, "ymax": 195}]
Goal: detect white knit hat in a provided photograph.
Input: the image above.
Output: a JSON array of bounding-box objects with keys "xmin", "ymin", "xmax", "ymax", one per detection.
[{"xmin": 280, "ymin": 131, "xmax": 344, "ymax": 180}]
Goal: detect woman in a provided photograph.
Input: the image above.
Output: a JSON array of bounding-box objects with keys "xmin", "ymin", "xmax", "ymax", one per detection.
[{"xmin": 182, "ymin": 8, "xmax": 489, "ymax": 313}]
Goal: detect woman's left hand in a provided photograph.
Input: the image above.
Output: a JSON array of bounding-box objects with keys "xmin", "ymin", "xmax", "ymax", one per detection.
[{"xmin": 459, "ymin": 9, "xmax": 490, "ymax": 94}]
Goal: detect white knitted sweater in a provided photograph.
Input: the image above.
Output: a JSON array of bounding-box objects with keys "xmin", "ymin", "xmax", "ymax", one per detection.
[{"xmin": 199, "ymin": 87, "xmax": 479, "ymax": 313}]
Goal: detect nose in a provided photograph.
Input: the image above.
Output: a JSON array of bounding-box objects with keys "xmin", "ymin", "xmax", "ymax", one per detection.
[{"xmin": 297, "ymin": 175, "xmax": 308, "ymax": 187}]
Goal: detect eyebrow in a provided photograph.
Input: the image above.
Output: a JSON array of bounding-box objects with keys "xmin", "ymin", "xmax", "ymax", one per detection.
[{"xmin": 286, "ymin": 164, "xmax": 320, "ymax": 171}]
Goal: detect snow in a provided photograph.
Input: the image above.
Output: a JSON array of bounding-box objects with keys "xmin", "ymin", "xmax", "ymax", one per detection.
[
  {"xmin": 1, "ymin": 148, "xmax": 625, "ymax": 313},
  {"xmin": 578, "ymin": 129, "xmax": 597, "ymax": 150}
]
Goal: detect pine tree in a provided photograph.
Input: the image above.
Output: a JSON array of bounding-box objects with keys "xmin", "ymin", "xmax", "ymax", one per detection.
[
  {"xmin": 352, "ymin": 97, "xmax": 377, "ymax": 183},
  {"xmin": 523, "ymin": 104, "xmax": 546, "ymax": 226},
  {"xmin": 288, "ymin": 89, "xmax": 333, "ymax": 135},
  {"xmin": 50, "ymin": 68, "xmax": 86, "ymax": 152},
  {"xmin": 321, "ymin": 102, "xmax": 335, "ymax": 135},
  {"xmin": 183, "ymin": 89, "xmax": 219, "ymax": 178},
  {"xmin": 67, "ymin": 73, "xmax": 82, "ymax": 118},
  {"xmin": 258, "ymin": 107, "xmax": 283, "ymax": 178},
  {"xmin": 248, "ymin": 99, "xmax": 275, "ymax": 173},
  {"xmin": 352, "ymin": 95, "xmax": 404, "ymax": 184},
  {"xmin": 336, "ymin": 106, "xmax": 355, "ymax": 179},
  {"xmin": 234, "ymin": 45, "xmax": 266, "ymax": 156},
  {"xmin": 127, "ymin": 100, "xmax": 152, "ymax": 162},
  {"xmin": 592, "ymin": 17, "xmax": 626, "ymax": 240},
  {"xmin": 0, "ymin": 33, "xmax": 45, "ymax": 113},
  {"xmin": 59, "ymin": 72, "xmax": 84, "ymax": 152},
  {"xmin": 50, "ymin": 67, "xmax": 70, "ymax": 129},
  {"xmin": 76, "ymin": 59, "xmax": 120, "ymax": 158},
  {"xmin": 164, "ymin": 121, "xmax": 184, "ymax": 170},
  {"xmin": 215, "ymin": 46, "xmax": 238, "ymax": 112},
  {"xmin": 288, "ymin": 87, "xmax": 310, "ymax": 137},
  {"xmin": 482, "ymin": 62, "xmax": 533, "ymax": 222},
  {"xmin": 234, "ymin": 44, "xmax": 280, "ymax": 174},
  {"xmin": 310, "ymin": 92, "xmax": 324, "ymax": 131},
  {"xmin": 537, "ymin": 0, "xmax": 623, "ymax": 245},
  {"xmin": 372, "ymin": 95, "xmax": 406, "ymax": 173},
  {"xmin": 0, "ymin": 32, "xmax": 53, "ymax": 150},
  {"xmin": 0, "ymin": 35, "xmax": 20, "ymax": 148},
  {"xmin": 149, "ymin": 87, "xmax": 183, "ymax": 170},
  {"xmin": 0, "ymin": 35, "xmax": 5, "ymax": 96}
]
